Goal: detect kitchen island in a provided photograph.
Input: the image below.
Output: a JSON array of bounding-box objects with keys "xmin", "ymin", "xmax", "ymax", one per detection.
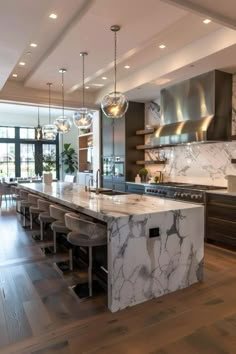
[{"xmin": 21, "ymin": 182, "xmax": 204, "ymax": 312}]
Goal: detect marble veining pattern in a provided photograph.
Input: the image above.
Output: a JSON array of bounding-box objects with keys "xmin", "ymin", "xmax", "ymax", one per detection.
[
  {"xmin": 145, "ymin": 74, "xmax": 236, "ymax": 186},
  {"xmin": 108, "ymin": 207, "xmax": 204, "ymax": 312},
  {"xmin": 22, "ymin": 183, "xmax": 204, "ymax": 312}
]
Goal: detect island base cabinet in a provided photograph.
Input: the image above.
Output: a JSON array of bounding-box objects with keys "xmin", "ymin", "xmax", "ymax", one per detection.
[{"xmin": 206, "ymin": 194, "xmax": 236, "ymax": 249}]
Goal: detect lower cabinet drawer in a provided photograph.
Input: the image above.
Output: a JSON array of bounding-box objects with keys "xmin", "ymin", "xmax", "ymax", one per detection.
[
  {"xmin": 206, "ymin": 217, "xmax": 236, "ymax": 246},
  {"xmin": 207, "ymin": 204, "xmax": 236, "ymax": 222}
]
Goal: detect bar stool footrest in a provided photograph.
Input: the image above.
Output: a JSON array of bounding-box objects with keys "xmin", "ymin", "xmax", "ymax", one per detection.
[{"xmin": 71, "ymin": 280, "xmax": 104, "ymax": 299}]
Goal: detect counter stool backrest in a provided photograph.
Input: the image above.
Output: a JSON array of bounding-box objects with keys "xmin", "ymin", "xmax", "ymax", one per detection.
[
  {"xmin": 65, "ymin": 213, "xmax": 106, "ymax": 240},
  {"xmin": 28, "ymin": 194, "xmax": 39, "ymax": 205},
  {"xmin": 19, "ymin": 190, "xmax": 28, "ymax": 200},
  {"xmin": 49, "ymin": 205, "xmax": 69, "ymax": 220},
  {"xmin": 37, "ymin": 199, "xmax": 51, "ymax": 212}
]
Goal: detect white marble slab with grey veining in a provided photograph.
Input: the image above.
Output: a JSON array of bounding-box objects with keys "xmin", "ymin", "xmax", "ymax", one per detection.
[{"xmin": 21, "ymin": 182, "xmax": 204, "ymax": 312}]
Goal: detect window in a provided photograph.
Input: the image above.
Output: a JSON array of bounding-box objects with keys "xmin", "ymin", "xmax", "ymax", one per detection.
[
  {"xmin": 20, "ymin": 144, "xmax": 35, "ymax": 177},
  {"xmin": 0, "ymin": 127, "xmax": 15, "ymax": 139},
  {"xmin": 20, "ymin": 128, "xmax": 35, "ymax": 139},
  {"xmin": 42, "ymin": 144, "xmax": 57, "ymax": 179},
  {"xmin": 0, "ymin": 143, "xmax": 15, "ymax": 177},
  {"xmin": 0, "ymin": 126, "xmax": 59, "ymax": 179}
]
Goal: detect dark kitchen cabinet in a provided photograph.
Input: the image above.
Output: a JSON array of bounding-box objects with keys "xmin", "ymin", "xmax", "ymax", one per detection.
[
  {"xmin": 126, "ymin": 183, "xmax": 145, "ymax": 194},
  {"xmin": 101, "ymin": 102, "xmax": 145, "ymax": 188},
  {"xmin": 206, "ymin": 193, "xmax": 236, "ymax": 249},
  {"xmin": 102, "ymin": 116, "xmax": 113, "ymax": 157}
]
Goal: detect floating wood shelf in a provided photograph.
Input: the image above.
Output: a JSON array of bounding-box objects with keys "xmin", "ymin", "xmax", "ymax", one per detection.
[
  {"xmin": 136, "ymin": 145, "xmax": 153, "ymax": 150},
  {"xmin": 231, "ymin": 159, "xmax": 236, "ymax": 163},
  {"xmin": 79, "ymin": 147, "xmax": 93, "ymax": 150},
  {"xmin": 136, "ymin": 128, "xmax": 155, "ymax": 135},
  {"xmin": 79, "ymin": 132, "xmax": 93, "ymax": 137},
  {"xmin": 136, "ymin": 160, "xmax": 166, "ymax": 165}
]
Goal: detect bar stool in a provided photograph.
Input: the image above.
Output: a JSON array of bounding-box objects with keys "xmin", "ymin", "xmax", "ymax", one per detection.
[
  {"xmin": 12, "ymin": 186, "xmax": 22, "ymax": 212},
  {"xmin": 18, "ymin": 190, "xmax": 29, "ymax": 227},
  {"xmin": 38, "ymin": 199, "xmax": 56, "ymax": 241},
  {"xmin": 49, "ymin": 205, "xmax": 70, "ymax": 255},
  {"xmin": 65, "ymin": 213, "xmax": 107, "ymax": 297},
  {"xmin": 20, "ymin": 193, "xmax": 39, "ymax": 227}
]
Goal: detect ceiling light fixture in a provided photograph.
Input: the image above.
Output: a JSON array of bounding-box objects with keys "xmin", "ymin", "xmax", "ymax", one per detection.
[
  {"xmin": 92, "ymin": 83, "xmax": 104, "ymax": 87},
  {"xmin": 12, "ymin": 74, "xmax": 18, "ymax": 77},
  {"xmin": 124, "ymin": 65, "xmax": 130, "ymax": 69},
  {"xmin": 35, "ymin": 106, "xmax": 43, "ymax": 140},
  {"xmin": 85, "ymin": 86, "xmax": 90, "ymax": 89},
  {"xmin": 49, "ymin": 13, "xmax": 57, "ymax": 19},
  {"xmin": 30, "ymin": 43, "xmax": 37, "ymax": 48},
  {"xmin": 102, "ymin": 76, "xmax": 107, "ymax": 80},
  {"xmin": 159, "ymin": 44, "xmax": 166, "ymax": 49},
  {"xmin": 73, "ymin": 52, "xmax": 93, "ymax": 129},
  {"xmin": 203, "ymin": 19, "xmax": 211, "ymax": 24},
  {"xmin": 19, "ymin": 62, "xmax": 26, "ymax": 66},
  {"xmin": 101, "ymin": 25, "xmax": 128, "ymax": 119},
  {"xmin": 42, "ymin": 83, "xmax": 57, "ymax": 140},
  {"xmin": 54, "ymin": 69, "xmax": 72, "ymax": 134}
]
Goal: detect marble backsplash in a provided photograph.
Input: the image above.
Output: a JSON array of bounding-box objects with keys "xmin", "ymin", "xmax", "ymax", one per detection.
[{"xmin": 145, "ymin": 73, "xmax": 236, "ymax": 186}]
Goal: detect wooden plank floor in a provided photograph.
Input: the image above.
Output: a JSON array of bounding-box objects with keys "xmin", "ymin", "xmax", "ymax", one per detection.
[{"xmin": 1, "ymin": 203, "xmax": 236, "ymax": 353}]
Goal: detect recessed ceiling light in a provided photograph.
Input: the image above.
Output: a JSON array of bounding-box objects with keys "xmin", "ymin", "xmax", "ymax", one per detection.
[
  {"xmin": 26, "ymin": 52, "xmax": 32, "ymax": 55},
  {"xmin": 19, "ymin": 62, "xmax": 26, "ymax": 66},
  {"xmin": 159, "ymin": 44, "xmax": 166, "ymax": 49},
  {"xmin": 49, "ymin": 13, "xmax": 57, "ymax": 19},
  {"xmin": 92, "ymin": 83, "xmax": 104, "ymax": 87},
  {"xmin": 203, "ymin": 19, "xmax": 211, "ymax": 24},
  {"xmin": 30, "ymin": 43, "xmax": 37, "ymax": 48},
  {"xmin": 85, "ymin": 86, "xmax": 90, "ymax": 89},
  {"xmin": 12, "ymin": 74, "xmax": 18, "ymax": 77},
  {"xmin": 124, "ymin": 65, "xmax": 130, "ymax": 69},
  {"xmin": 102, "ymin": 76, "xmax": 107, "ymax": 80}
]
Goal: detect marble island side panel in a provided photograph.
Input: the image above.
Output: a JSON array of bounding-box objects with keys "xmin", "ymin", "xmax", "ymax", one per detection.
[{"xmin": 108, "ymin": 206, "xmax": 204, "ymax": 312}]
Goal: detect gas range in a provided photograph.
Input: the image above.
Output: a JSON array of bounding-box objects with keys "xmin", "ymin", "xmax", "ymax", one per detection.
[{"xmin": 145, "ymin": 182, "xmax": 226, "ymax": 204}]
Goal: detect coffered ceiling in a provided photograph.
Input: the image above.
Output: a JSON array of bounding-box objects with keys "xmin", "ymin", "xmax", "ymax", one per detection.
[{"xmin": 0, "ymin": 0, "xmax": 235, "ymax": 106}]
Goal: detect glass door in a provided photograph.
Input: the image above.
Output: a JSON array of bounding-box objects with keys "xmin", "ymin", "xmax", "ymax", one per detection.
[{"xmin": 20, "ymin": 143, "xmax": 35, "ymax": 177}]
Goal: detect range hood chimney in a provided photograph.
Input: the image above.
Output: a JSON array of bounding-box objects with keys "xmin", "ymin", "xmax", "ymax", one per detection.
[{"xmin": 151, "ymin": 70, "xmax": 232, "ymax": 146}]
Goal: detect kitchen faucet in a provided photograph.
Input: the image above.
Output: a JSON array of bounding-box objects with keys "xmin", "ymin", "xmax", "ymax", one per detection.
[
  {"xmin": 85, "ymin": 174, "xmax": 93, "ymax": 191},
  {"xmin": 95, "ymin": 168, "xmax": 101, "ymax": 194}
]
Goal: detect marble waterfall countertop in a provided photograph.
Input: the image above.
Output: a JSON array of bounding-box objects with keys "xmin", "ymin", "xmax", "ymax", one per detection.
[
  {"xmin": 21, "ymin": 182, "xmax": 202, "ymax": 221},
  {"xmin": 21, "ymin": 182, "xmax": 205, "ymax": 312}
]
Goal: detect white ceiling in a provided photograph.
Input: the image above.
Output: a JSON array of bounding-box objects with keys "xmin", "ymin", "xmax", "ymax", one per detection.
[{"xmin": 0, "ymin": 0, "xmax": 236, "ymax": 105}]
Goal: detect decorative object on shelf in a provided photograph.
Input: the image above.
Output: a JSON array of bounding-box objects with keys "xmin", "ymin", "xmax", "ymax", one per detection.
[
  {"xmin": 136, "ymin": 128, "xmax": 155, "ymax": 135},
  {"xmin": 42, "ymin": 83, "xmax": 57, "ymax": 140},
  {"xmin": 74, "ymin": 52, "xmax": 93, "ymax": 129},
  {"xmin": 101, "ymin": 25, "xmax": 128, "ymax": 119},
  {"xmin": 35, "ymin": 106, "xmax": 42, "ymax": 140},
  {"xmin": 138, "ymin": 167, "xmax": 148, "ymax": 182},
  {"xmin": 54, "ymin": 69, "xmax": 72, "ymax": 134},
  {"xmin": 61, "ymin": 143, "xmax": 78, "ymax": 174},
  {"xmin": 42, "ymin": 150, "xmax": 56, "ymax": 184},
  {"xmin": 135, "ymin": 174, "xmax": 141, "ymax": 183}
]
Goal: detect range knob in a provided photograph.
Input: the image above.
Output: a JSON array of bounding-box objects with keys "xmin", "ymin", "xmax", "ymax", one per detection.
[
  {"xmin": 180, "ymin": 193, "xmax": 184, "ymax": 197},
  {"xmin": 174, "ymin": 192, "xmax": 178, "ymax": 197}
]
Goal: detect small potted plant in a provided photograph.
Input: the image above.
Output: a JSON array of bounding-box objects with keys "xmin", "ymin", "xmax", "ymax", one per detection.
[
  {"xmin": 138, "ymin": 167, "xmax": 148, "ymax": 183},
  {"xmin": 61, "ymin": 143, "xmax": 78, "ymax": 175},
  {"xmin": 42, "ymin": 151, "xmax": 56, "ymax": 184}
]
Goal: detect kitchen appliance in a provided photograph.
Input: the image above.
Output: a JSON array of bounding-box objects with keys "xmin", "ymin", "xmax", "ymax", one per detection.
[
  {"xmin": 145, "ymin": 182, "xmax": 226, "ymax": 204},
  {"xmin": 151, "ymin": 70, "xmax": 232, "ymax": 147}
]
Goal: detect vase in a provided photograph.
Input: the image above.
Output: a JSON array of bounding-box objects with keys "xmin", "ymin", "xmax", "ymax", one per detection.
[
  {"xmin": 43, "ymin": 172, "xmax": 53, "ymax": 184},
  {"xmin": 141, "ymin": 175, "xmax": 147, "ymax": 183}
]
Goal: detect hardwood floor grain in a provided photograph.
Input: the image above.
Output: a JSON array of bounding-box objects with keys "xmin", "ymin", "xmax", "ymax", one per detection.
[{"xmin": 1, "ymin": 203, "xmax": 236, "ymax": 354}]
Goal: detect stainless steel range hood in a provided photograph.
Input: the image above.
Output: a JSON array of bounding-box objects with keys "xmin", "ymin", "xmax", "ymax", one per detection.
[{"xmin": 151, "ymin": 70, "xmax": 232, "ymax": 147}]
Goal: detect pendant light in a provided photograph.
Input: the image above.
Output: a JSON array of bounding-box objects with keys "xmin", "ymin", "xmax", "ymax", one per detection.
[
  {"xmin": 101, "ymin": 25, "xmax": 128, "ymax": 119},
  {"xmin": 73, "ymin": 52, "xmax": 93, "ymax": 129},
  {"xmin": 42, "ymin": 83, "xmax": 57, "ymax": 140},
  {"xmin": 35, "ymin": 106, "xmax": 42, "ymax": 140},
  {"xmin": 54, "ymin": 68, "xmax": 72, "ymax": 134}
]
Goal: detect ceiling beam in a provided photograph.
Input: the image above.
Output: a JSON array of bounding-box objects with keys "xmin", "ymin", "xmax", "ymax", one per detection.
[{"xmin": 161, "ymin": 0, "xmax": 236, "ymax": 30}]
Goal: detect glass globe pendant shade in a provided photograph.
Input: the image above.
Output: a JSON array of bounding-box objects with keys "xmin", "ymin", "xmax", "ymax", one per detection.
[
  {"xmin": 54, "ymin": 115, "xmax": 72, "ymax": 134},
  {"xmin": 101, "ymin": 91, "xmax": 128, "ymax": 119},
  {"xmin": 73, "ymin": 108, "xmax": 93, "ymax": 129},
  {"xmin": 42, "ymin": 124, "xmax": 58, "ymax": 140}
]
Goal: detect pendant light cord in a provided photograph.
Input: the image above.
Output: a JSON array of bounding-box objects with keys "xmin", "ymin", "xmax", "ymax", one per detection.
[
  {"xmin": 114, "ymin": 29, "xmax": 117, "ymax": 94},
  {"xmin": 48, "ymin": 83, "xmax": 51, "ymax": 124},
  {"xmin": 37, "ymin": 107, "xmax": 40, "ymax": 125},
  {"xmin": 62, "ymin": 71, "xmax": 65, "ymax": 118},
  {"xmin": 82, "ymin": 54, "xmax": 85, "ymax": 107}
]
